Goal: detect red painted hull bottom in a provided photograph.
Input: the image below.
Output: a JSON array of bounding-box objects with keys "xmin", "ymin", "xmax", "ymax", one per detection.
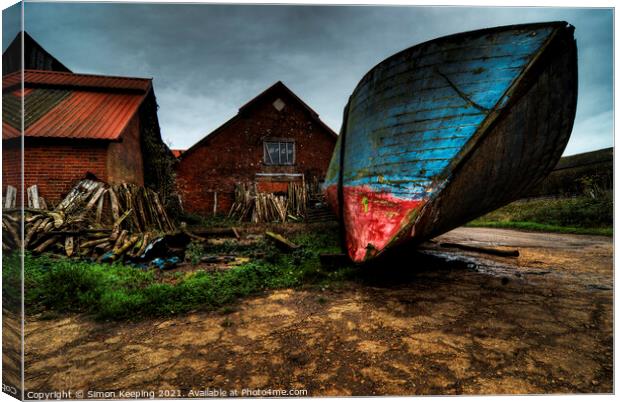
[{"xmin": 325, "ymin": 185, "xmax": 425, "ymax": 262}]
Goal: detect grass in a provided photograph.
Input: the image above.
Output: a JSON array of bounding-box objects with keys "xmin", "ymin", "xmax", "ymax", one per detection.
[
  {"xmin": 467, "ymin": 194, "xmax": 612, "ymax": 236},
  {"xmin": 9, "ymin": 227, "xmax": 354, "ymax": 321},
  {"xmin": 185, "ymin": 241, "xmax": 205, "ymax": 265},
  {"xmin": 10, "ymin": 192, "xmax": 612, "ymax": 321},
  {"xmin": 179, "ymin": 212, "xmax": 241, "ymax": 228},
  {"xmin": 2, "ymin": 251, "xmax": 22, "ymax": 313}
]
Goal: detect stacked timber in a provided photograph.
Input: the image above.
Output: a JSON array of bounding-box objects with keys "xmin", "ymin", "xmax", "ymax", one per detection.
[
  {"xmin": 2, "ymin": 179, "xmax": 175, "ymax": 260},
  {"xmin": 228, "ymin": 181, "xmax": 308, "ymax": 223},
  {"xmin": 287, "ymin": 182, "xmax": 307, "ymax": 217}
]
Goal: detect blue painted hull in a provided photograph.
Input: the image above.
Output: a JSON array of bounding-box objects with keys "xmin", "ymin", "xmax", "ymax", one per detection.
[{"xmin": 324, "ymin": 22, "xmax": 578, "ymax": 262}]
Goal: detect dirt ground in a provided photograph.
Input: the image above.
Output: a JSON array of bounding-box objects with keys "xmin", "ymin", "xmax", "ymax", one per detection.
[{"xmin": 8, "ymin": 227, "xmax": 614, "ymax": 396}]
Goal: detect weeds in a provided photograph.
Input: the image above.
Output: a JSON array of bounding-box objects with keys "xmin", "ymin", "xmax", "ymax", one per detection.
[
  {"xmin": 185, "ymin": 241, "xmax": 205, "ymax": 265},
  {"xmin": 23, "ymin": 189, "xmax": 609, "ymax": 323},
  {"xmin": 2, "ymin": 252, "xmax": 22, "ymax": 313},
  {"xmin": 469, "ymin": 195, "xmax": 612, "ymax": 235},
  {"xmin": 180, "ymin": 213, "xmax": 239, "ymax": 228},
  {"xmin": 15, "ymin": 228, "xmax": 354, "ymax": 321}
]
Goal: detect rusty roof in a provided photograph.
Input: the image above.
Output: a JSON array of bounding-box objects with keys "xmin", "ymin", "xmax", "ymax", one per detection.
[
  {"xmin": 3, "ymin": 70, "xmax": 151, "ymax": 92},
  {"xmin": 3, "ymin": 70, "xmax": 152, "ymax": 141}
]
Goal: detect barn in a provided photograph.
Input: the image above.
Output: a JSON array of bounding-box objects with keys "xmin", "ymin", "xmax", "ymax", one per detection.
[
  {"xmin": 2, "ymin": 69, "xmax": 173, "ymax": 206},
  {"xmin": 2, "ymin": 31, "xmax": 175, "ymax": 208},
  {"xmin": 176, "ymin": 81, "xmax": 337, "ymax": 216}
]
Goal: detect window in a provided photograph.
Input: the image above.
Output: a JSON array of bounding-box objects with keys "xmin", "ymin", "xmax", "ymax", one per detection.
[{"xmin": 264, "ymin": 140, "xmax": 295, "ymax": 165}]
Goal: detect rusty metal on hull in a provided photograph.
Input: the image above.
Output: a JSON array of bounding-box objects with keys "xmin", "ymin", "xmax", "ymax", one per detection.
[{"xmin": 323, "ymin": 22, "xmax": 578, "ymax": 262}]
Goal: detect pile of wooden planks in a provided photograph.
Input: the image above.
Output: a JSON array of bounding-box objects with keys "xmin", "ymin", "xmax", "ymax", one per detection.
[
  {"xmin": 2, "ymin": 179, "xmax": 176, "ymax": 261},
  {"xmin": 228, "ymin": 181, "xmax": 309, "ymax": 223},
  {"xmin": 287, "ymin": 181, "xmax": 307, "ymax": 218}
]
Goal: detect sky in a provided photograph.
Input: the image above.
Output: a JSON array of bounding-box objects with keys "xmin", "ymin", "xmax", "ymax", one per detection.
[{"xmin": 2, "ymin": 3, "xmax": 614, "ymax": 156}]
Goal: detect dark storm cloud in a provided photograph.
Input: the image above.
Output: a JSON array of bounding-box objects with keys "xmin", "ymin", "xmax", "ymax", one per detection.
[{"xmin": 6, "ymin": 4, "xmax": 613, "ymax": 155}]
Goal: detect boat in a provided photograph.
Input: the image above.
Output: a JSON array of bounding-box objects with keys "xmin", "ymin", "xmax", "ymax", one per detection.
[{"xmin": 323, "ymin": 21, "xmax": 578, "ymax": 262}]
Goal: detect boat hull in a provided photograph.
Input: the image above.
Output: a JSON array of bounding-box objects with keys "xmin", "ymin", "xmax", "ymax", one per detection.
[{"xmin": 324, "ymin": 22, "xmax": 578, "ymax": 262}]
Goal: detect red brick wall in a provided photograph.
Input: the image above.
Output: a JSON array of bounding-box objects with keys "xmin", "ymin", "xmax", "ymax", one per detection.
[
  {"xmin": 2, "ymin": 138, "xmax": 109, "ymax": 204},
  {"xmin": 3, "ymin": 115, "xmax": 146, "ymax": 205},
  {"xmin": 176, "ymin": 87, "xmax": 337, "ymax": 216},
  {"xmin": 107, "ymin": 114, "xmax": 144, "ymax": 186},
  {"xmin": 2, "ymin": 139, "xmax": 22, "ymax": 205}
]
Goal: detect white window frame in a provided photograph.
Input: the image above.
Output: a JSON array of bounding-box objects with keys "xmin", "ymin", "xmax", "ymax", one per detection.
[{"xmin": 263, "ymin": 139, "xmax": 295, "ymax": 165}]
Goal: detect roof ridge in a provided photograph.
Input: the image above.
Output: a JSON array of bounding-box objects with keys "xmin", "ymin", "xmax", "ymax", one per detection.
[
  {"xmin": 237, "ymin": 81, "xmax": 334, "ymax": 136},
  {"xmin": 3, "ymin": 70, "xmax": 153, "ymax": 92},
  {"xmin": 179, "ymin": 80, "xmax": 337, "ymax": 160},
  {"xmin": 23, "ymin": 69, "xmax": 152, "ymax": 82}
]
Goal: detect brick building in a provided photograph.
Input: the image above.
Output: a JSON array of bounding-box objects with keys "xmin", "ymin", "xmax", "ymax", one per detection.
[
  {"xmin": 176, "ymin": 81, "xmax": 337, "ymax": 216},
  {"xmin": 2, "ymin": 69, "xmax": 171, "ymax": 205}
]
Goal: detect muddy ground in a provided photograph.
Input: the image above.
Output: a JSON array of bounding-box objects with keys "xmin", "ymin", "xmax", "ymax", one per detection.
[{"xmin": 8, "ymin": 227, "xmax": 614, "ymax": 396}]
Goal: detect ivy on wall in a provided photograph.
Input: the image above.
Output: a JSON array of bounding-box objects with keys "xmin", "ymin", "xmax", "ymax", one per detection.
[{"xmin": 139, "ymin": 90, "xmax": 182, "ymax": 217}]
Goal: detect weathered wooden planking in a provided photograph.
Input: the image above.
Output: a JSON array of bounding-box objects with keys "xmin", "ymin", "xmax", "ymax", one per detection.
[
  {"xmin": 411, "ymin": 28, "xmax": 577, "ymax": 243},
  {"xmin": 27, "ymin": 185, "xmax": 40, "ymax": 209},
  {"xmin": 4, "ymin": 185, "xmax": 16, "ymax": 209},
  {"xmin": 324, "ymin": 22, "xmax": 577, "ymax": 262},
  {"xmin": 328, "ymin": 24, "xmax": 559, "ymax": 197}
]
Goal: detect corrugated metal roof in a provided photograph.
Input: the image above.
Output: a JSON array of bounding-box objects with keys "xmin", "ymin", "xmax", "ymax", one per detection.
[
  {"xmin": 3, "ymin": 121, "xmax": 19, "ymax": 139},
  {"xmin": 13, "ymin": 88, "xmax": 34, "ymax": 97},
  {"xmin": 4, "ymin": 88, "xmax": 71, "ymax": 130},
  {"xmin": 3, "ymin": 71, "xmax": 21, "ymax": 89},
  {"xmin": 3, "ymin": 70, "xmax": 151, "ymax": 92},
  {"xmin": 3, "ymin": 70, "xmax": 151, "ymax": 140}
]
